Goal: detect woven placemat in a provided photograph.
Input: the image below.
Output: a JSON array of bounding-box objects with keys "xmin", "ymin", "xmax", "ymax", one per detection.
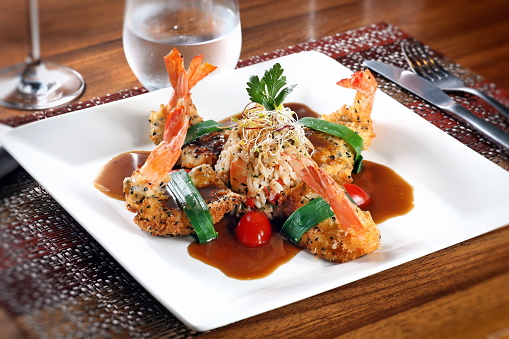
[{"xmin": 1, "ymin": 22, "xmax": 508, "ymax": 338}]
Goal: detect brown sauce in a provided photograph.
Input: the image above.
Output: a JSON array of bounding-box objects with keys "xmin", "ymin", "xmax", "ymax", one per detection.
[
  {"xmin": 218, "ymin": 113, "xmax": 240, "ymax": 126},
  {"xmin": 188, "ymin": 217, "xmax": 301, "ymax": 280},
  {"xmin": 352, "ymin": 160, "xmax": 414, "ymax": 224},
  {"xmin": 189, "ymin": 130, "xmax": 229, "ymax": 154},
  {"xmin": 94, "ymin": 151, "xmax": 150, "ymax": 200},
  {"xmin": 285, "ymin": 102, "xmax": 320, "ymax": 119}
]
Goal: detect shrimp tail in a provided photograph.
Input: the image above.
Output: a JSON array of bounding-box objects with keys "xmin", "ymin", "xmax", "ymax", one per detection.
[
  {"xmin": 336, "ymin": 69, "xmax": 377, "ymax": 98},
  {"xmin": 187, "ymin": 53, "xmax": 218, "ymax": 89},
  {"xmin": 336, "ymin": 69, "xmax": 377, "ymax": 125},
  {"xmin": 164, "ymin": 48, "xmax": 217, "ymax": 108},
  {"xmin": 322, "ymin": 69, "xmax": 377, "ymax": 148},
  {"xmin": 164, "ymin": 48, "xmax": 187, "ymax": 90}
]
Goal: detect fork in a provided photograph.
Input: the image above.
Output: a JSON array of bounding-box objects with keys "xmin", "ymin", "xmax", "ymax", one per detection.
[{"xmin": 401, "ymin": 42, "xmax": 509, "ymax": 120}]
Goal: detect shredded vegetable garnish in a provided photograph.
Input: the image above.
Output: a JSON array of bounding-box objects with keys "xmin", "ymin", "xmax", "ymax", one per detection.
[
  {"xmin": 237, "ymin": 103, "xmax": 313, "ymax": 159},
  {"xmin": 215, "ymin": 102, "xmax": 314, "ymax": 214}
]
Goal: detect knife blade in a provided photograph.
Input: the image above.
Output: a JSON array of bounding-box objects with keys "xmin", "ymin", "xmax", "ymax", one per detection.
[{"xmin": 363, "ymin": 60, "xmax": 509, "ymax": 150}]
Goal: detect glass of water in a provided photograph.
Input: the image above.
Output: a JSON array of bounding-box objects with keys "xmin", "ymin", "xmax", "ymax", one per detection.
[{"xmin": 123, "ymin": 0, "xmax": 242, "ymax": 91}]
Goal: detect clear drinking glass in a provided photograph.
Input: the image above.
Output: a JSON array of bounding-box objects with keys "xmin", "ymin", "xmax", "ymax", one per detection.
[
  {"xmin": 123, "ymin": 0, "xmax": 242, "ymax": 91},
  {"xmin": 0, "ymin": 0, "xmax": 85, "ymax": 110}
]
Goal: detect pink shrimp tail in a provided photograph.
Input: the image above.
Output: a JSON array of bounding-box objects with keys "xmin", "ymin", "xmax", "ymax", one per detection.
[
  {"xmin": 186, "ymin": 54, "xmax": 217, "ymax": 88},
  {"xmin": 139, "ymin": 107, "xmax": 188, "ymax": 183},
  {"xmin": 286, "ymin": 154, "xmax": 363, "ymax": 231},
  {"xmin": 337, "ymin": 69, "xmax": 376, "ymax": 97},
  {"xmin": 164, "ymin": 48, "xmax": 217, "ymax": 109}
]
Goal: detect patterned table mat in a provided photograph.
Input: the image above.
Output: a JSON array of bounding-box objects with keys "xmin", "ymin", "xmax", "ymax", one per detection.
[{"xmin": 1, "ymin": 22, "xmax": 508, "ymax": 338}]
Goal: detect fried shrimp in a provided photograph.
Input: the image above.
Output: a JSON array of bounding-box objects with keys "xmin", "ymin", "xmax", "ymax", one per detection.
[
  {"xmin": 123, "ymin": 49, "xmax": 240, "ymax": 236},
  {"xmin": 310, "ymin": 69, "xmax": 377, "ymax": 184},
  {"xmin": 277, "ymin": 69, "xmax": 380, "ymax": 262},
  {"xmin": 285, "ymin": 155, "xmax": 380, "ymax": 262},
  {"xmin": 124, "ymin": 164, "xmax": 243, "ymax": 236},
  {"xmin": 324, "ymin": 69, "xmax": 377, "ymax": 146},
  {"xmin": 149, "ymin": 48, "xmax": 217, "ymax": 145},
  {"xmin": 124, "ymin": 106, "xmax": 189, "ymax": 235}
]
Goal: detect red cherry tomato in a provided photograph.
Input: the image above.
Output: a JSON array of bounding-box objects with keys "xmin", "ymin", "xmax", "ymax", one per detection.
[
  {"xmin": 344, "ymin": 183, "xmax": 371, "ymax": 209},
  {"xmin": 235, "ymin": 211, "xmax": 272, "ymax": 247}
]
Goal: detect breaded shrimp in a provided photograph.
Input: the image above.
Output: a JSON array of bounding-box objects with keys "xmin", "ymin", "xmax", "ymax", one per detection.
[
  {"xmin": 149, "ymin": 48, "xmax": 217, "ymax": 145},
  {"xmin": 124, "ymin": 164, "xmax": 243, "ymax": 236},
  {"xmin": 123, "ymin": 49, "xmax": 240, "ymax": 236},
  {"xmin": 310, "ymin": 69, "xmax": 377, "ymax": 184},
  {"xmin": 285, "ymin": 155, "xmax": 380, "ymax": 262},
  {"xmin": 324, "ymin": 69, "xmax": 377, "ymax": 146},
  {"xmin": 280, "ymin": 70, "xmax": 380, "ymax": 262},
  {"xmin": 123, "ymin": 106, "xmax": 190, "ymax": 235}
]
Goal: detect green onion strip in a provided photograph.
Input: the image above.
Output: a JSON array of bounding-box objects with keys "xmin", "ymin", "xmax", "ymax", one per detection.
[
  {"xmin": 184, "ymin": 120, "xmax": 225, "ymax": 145},
  {"xmin": 281, "ymin": 198, "xmax": 334, "ymax": 245},
  {"xmin": 167, "ymin": 170, "xmax": 217, "ymax": 243},
  {"xmin": 298, "ymin": 117, "xmax": 364, "ymax": 173}
]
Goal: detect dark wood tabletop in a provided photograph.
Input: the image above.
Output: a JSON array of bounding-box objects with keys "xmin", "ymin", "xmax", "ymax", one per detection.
[{"xmin": 1, "ymin": 0, "xmax": 509, "ymax": 338}]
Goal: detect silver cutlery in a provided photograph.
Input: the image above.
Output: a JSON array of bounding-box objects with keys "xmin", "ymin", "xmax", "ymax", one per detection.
[
  {"xmin": 363, "ymin": 60, "xmax": 509, "ymax": 150},
  {"xmin": 401, "ymin": 42, "xmax": 509, "ymax": 119}
]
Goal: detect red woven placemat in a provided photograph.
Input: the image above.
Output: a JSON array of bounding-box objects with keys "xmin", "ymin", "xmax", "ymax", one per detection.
[{"xmin": 1, "ymin": 22, "xmax": 508, "ymax": 338}]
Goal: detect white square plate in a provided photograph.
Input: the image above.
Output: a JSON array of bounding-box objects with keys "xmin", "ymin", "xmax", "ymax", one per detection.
[{"xmin": 2, "ymin": 51, "xmax": 508, "ymax": 331}]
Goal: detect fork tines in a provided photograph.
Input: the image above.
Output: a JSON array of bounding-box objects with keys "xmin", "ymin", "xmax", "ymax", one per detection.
[{"xmin": 401, "ymin": 42, "xmax": 448, "ymax": 81}]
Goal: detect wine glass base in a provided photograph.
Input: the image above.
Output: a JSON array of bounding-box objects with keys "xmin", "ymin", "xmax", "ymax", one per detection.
[{"xmin": 0, "ymin": 62, "xmax": 85, "ymax": 110}]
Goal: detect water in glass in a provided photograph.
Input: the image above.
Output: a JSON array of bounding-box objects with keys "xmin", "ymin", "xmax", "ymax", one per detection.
[{"xmin": 123, "ymin": 0, "xmax": 241, "ymax": 91}]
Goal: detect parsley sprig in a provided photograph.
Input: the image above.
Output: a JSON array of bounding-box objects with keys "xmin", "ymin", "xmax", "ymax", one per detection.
[{"xmin": 246, "ymin": 63, "xmax": 296, "ymax": 111}]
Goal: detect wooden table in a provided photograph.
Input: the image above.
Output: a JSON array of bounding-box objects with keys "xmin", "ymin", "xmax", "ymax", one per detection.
[{"xmin": 1, "ymin": 0, "xmax": 509, "ymax": 338}]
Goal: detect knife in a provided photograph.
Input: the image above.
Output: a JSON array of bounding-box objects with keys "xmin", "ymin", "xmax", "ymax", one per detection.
[{"xmin": 363, "ymin": 60, "xmax": 509, "ymax": 150}]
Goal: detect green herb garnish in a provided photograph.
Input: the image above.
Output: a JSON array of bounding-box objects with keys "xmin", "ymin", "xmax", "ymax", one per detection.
[{"xmin": 246, "ymin": 63, "xmax": 296, "ymax": 111}]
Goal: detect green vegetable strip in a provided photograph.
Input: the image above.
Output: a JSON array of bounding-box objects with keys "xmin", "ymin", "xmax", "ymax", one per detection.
[
  {"xmin": 281, "ymin": 198, "xmax": 334, "ymax": 244},
  {"xmin": 167, "ymin": 170, "xmax": 217, "ymax": 243},
  {"xmin": 184, "ymin": 120, "xmax": 225, "ymax": 145},
  {"xmin": 298, "ymin": 117, "xmax": 364, "ymax": 173}
]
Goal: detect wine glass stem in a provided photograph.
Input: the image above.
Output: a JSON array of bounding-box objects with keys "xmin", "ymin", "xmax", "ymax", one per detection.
[{"xmin": 26, "ymin": 0, "xmax": 41, "ymax": 66}]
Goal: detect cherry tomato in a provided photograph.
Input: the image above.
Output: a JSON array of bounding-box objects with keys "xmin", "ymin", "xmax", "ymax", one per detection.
[
  {"xmin": 235, "ymin": 211, "xmax": 272, "ymax": 247},
  {"xmin": 344, "ymin": 183, "xmax": 371, "ymax": 209}
]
